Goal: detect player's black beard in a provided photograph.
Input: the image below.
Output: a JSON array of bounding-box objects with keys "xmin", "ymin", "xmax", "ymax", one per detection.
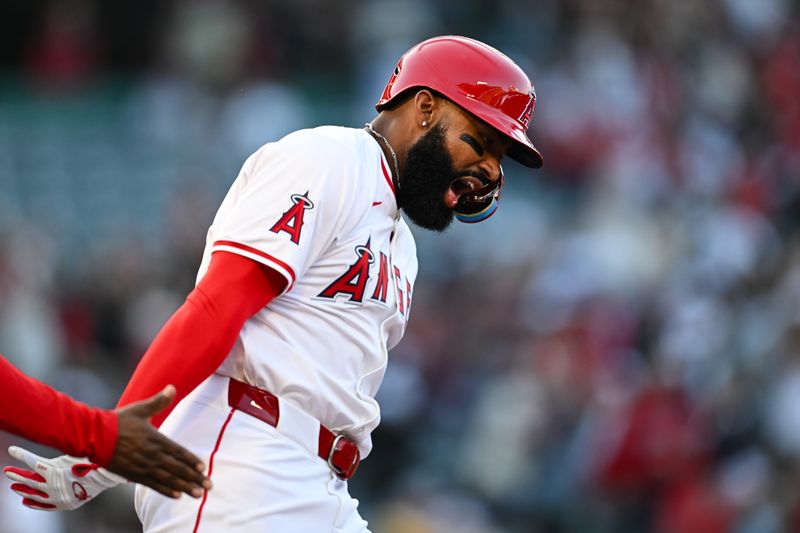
[{"xmin": 398, "ymin": 123, "xmax": 457, "ymax": 232}]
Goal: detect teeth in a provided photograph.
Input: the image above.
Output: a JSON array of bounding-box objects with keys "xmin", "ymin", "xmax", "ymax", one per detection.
[{"xmin": 451, "ymin": 177, "xmax": 483, "ymax": 196}]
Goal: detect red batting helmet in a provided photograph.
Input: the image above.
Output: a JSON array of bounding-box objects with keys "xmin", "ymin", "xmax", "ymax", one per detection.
[{"xmin": 377, "ymin": 35, "xmax": 543, "ymax": 168}]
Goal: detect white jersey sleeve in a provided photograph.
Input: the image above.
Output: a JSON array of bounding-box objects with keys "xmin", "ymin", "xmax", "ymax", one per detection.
[{"xmin": 209, "ymin": 130, "xmax": 363, "ymax": 293}]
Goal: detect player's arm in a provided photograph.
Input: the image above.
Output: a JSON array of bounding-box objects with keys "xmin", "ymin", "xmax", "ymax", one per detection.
[
  {"xmin": 117, "ymin": 135, "xmax": 351, "ymax": 425},
  {"xmin": 116, "ymin": 250, "xmax": 286, "ymax": 425},
  {"xmin": 0, "ymin": 357, "xmax": 210, "ymax": 502},
  {"xmin": 1, "ymin": 252, "xmax": 277, "ymax": 511},
  {"xmin": 0, "ymin": 354, "xmax": 116, "ymax": 463}
]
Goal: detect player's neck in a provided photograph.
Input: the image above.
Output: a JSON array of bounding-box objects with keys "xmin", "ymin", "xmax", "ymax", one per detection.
[{"xmin": 366, "ymin": 117, "xmax": 403, "ymax": 195}]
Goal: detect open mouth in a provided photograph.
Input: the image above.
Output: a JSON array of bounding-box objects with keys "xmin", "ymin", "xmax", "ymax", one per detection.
[
  {"xmin": 450, "ymin": 175, "xmax": 486, "ymax": 197},
  {"xmin": 445, "ymin": 175, "xmax": 490, "ymax": 208}
]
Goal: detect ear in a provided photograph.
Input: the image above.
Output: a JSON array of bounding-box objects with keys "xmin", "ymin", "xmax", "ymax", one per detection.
[{"xmin": 412, "ymin": 89, "xmax": 441, "ymax": 128}]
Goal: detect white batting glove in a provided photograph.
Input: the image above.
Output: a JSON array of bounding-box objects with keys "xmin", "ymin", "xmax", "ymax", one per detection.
[{"xmin": 2, "ymin": 446, "xmax": 125, "ymax": 511}]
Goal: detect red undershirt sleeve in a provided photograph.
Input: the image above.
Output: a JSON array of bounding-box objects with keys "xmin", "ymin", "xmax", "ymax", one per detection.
[
  {"xmin": 0, "ymin": 355, "xmax": 118, "ymax": 466},
  {"xmin": 116, "ymin": 251, "xmax": 286, "ymax": 427}
]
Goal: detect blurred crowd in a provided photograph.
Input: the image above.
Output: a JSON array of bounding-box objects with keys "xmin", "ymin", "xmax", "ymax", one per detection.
[{"xmin": 1, "ymin": 0, "xmax": 800, "ymax": 531}]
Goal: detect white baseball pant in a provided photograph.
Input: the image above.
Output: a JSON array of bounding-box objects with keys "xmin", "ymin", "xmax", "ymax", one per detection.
[{"xmin": 135, "ymin": 374, "xmax": 370, "ymax": 532}]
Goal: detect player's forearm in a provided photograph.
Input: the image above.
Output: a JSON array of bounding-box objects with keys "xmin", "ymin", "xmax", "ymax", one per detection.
[
  {"xmin": 116, "ymin": 252, "xmax": 285, "ymax": 426},
  {"xmin": 0, "ymin": 355, "xmax": 118, "ymax": 466}
]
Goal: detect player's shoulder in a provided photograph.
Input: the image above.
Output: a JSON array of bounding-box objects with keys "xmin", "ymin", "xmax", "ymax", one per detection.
[
  {"xmin": 265, "ymin": 126, "xmax": 370, "ymax": 165},
  {"xmin": 239, "ymin": 126, "xmax": 363, "ymax": 185}
]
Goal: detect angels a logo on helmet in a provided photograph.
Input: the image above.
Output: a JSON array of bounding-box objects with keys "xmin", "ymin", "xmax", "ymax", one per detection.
[{"xmin": 518, "ymin": 88, "xmax": 536, "ymax": 130}]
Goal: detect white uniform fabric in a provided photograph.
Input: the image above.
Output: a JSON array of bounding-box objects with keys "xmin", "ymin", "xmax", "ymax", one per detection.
[
  {"xmin": 137, "ymin": 126, "xmax": 418, "ymax": 532},
  {"xmin": 205, "ymin": 126, "xmax": 417, "ymax": 457},
  {"xmin": 136, "ymin": 374, "xmax": 369, "ymax": 533}
]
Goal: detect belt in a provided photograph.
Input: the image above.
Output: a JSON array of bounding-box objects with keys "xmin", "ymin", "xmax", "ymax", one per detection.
[{"xmin": 226, "ymin": 378, "xmax": 361, "ymax": 480}]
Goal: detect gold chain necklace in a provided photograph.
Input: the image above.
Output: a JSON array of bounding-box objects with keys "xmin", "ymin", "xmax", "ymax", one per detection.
[{"xmin": 364, "ymin": 122, "xmax": 400, "ymax": 193}]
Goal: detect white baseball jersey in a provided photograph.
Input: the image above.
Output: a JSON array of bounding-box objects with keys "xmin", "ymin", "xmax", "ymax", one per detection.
[{"xmin": 195, "ymin": 125, "xmax": 418, "ymax": 457}]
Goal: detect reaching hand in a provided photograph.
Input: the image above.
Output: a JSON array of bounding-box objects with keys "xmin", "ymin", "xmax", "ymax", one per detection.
[
  {"xmin": 110, "ymin": 385, "xmax": 211, "ymax": 498},
  {"xmin": 2, "ymin": 385, "xmax": 211, "ymax": 511}
]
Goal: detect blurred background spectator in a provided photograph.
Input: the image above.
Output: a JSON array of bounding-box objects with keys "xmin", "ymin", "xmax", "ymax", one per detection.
[{"xmin": 1, "ymin": 0, "xmax": 799, "ymax": 531}]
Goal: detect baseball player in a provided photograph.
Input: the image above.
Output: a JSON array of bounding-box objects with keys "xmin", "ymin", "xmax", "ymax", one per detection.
[
  {"xmin": 0, "ymin": 354, "xmax": 212, "ymax": 506},
  {"xmin": 4, "ymin": 36, "xmax": 542, "ymax": 531}
]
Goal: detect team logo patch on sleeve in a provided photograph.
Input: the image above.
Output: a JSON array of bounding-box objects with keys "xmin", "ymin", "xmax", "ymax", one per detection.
[{"xmin": 270, "ymin": 192, "xmax": 315, "ymax": 245}]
